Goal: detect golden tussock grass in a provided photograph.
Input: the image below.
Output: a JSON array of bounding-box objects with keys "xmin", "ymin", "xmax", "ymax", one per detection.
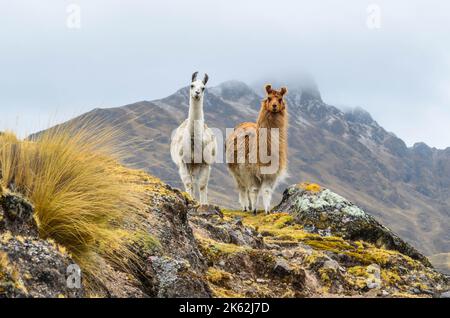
[{"xmin": 0, "ymin": 121, "xmax": 147, "ymax": 291}]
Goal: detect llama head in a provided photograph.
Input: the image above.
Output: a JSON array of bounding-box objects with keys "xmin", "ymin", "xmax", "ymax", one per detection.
[
  {"xmin": 190, "ymin": 71, "xmax": 209, "ymax": 101},
  {"xmin": 264, "ymin": 84, "xmax": 288, "ymax": 113}
]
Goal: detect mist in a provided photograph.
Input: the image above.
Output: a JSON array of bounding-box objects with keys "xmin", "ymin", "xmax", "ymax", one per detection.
[{"xmin": 0, "ymin": 0, "xmax": 449, "ymax": 148}]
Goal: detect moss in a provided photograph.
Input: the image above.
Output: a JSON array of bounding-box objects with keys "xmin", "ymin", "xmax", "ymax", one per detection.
[
  {"xmin": 348, "ymin": 266, "xmax": 369, "ymax": 277},
  {"xmin": 303, "ymin": 251, "xmax": 326, "ymax": 268},
  {"xmin": 206, "ymin": 267, "xmax": 232, "ymax": 284},
  {"xmin": 318, "ymin": 268, "xmax": 332, "ymax": 285},
  {"xmin": 197, "ymin": 237, "xmax": 247, "ymax": 262},
  {"xmin": 1, "ymin": 231, "xmax": 13, "ymax": 243},
  {"xmin": 129, "ymin": 230, "xmax": 161, "ymax": 252},
  {"xmin": 391, "ymin": 292, "xmax": 422, "ymax": 298},
  {"xmin": 346, "ymin": 266, "xmax": 370, "ymax": 289},
  {"xmin": 221, "ymin": 208, "xmax": 426, "ymax": 290},
  {"xmin": 0, "ymin": 251, "xmax": 27, "ymax": 295},
  {"xmin": 210, "ymin": 286, "xmax": 244, "ymax": 298},
  {"xmin": 381, "ymin": 270, "xmax": 401, "ymax": 285},
  {"xmin": 297, "ymin": 182, "xmax": 322, "ymax": 193}
]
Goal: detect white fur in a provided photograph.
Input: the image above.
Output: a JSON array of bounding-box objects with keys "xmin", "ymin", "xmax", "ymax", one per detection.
[
  {"xmin": 170, "ymin": 75, "xmax": 217, "ymax": 205},
  {"xmin": 230, "ymin": 165, "xmax": 287, "ymax": 214}
]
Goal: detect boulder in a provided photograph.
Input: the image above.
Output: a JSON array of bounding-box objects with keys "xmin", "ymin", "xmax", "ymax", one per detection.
[
  {"xmin": 0, "ymin": 190, "xmax": 83, "ymax": 298},
  {"xmin": 273, "ymin": 184, "xmax": 431, "ymax": 266}
]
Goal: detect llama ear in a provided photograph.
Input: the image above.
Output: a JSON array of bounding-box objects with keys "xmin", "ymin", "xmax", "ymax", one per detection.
[
  {"xmin": 280, "ymin": 87, "xmax": 288, "ymax": 96},
  {"xmin": 265, "ymin": 84, "xmax": 272, "ymax": 95},
  {"xmin": 192, "ymin": 71, "xmax": 198, "ymax": 82},
  {"xmin": 203, "ymin": 73, "xmax": 209, "ymax": 85}
]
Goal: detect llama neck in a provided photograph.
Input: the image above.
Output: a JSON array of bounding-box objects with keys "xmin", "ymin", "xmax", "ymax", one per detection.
[
  {"xmin": 188, "ymin": 97, "xmax": 204, "ymax": 135},
  {"xmin": 256, "ymin": 108, "xmax": 288, "ymax": 135},
  {"xmin": 256, "ymin": 107, "xmax": 288, "ymax": 171}
]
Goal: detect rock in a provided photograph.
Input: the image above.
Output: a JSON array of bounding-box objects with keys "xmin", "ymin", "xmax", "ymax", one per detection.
[
  {"xmin": 147, "ymin": 256, "xmax": 210, "ymax": 298},
  {"xmin": 323, "ymin": 260, "xmax": 340, "ymax": 271},
  {"xmin": 0, "ymin": 192, "xmax": 38, "ymax": 237},
  {"xmin": 1, "ymin": 233, "xmax": 83, "ymax": 298},
  {"xmin": 194, "ymin": 205, "xmax": 224, "ymax": 218},
  {"xmin": 365, "ymin": 264, "xmax": 381, "ymax": 289},
  {"xmin": 0, "ymin": 191, "xmax": 83, "ymax": 298},
  {"xmin": 273, "ymin": 258, "xmax": 292, "ymax": 277},
  {"xmin": 189, "ymin": 210, "xmax": 264, "ymax": 249},
  {"xmin": 281, "ymin": 250, "xmax": 295, "ymax": 259},
  {"xmin": 256, "ymin": 278, "xmax": 267, "ymax": 283},
  {"xmin": 440, "ymin": 290, "xmax": 450, "ymax": 298},
  {"xmin": 273, "ymin": 185, "xmax": 431, "ymax": 266}
]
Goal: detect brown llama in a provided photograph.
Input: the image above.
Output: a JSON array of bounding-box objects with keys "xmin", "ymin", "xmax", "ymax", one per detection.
[{"xmin": 226, "ymin": 84, "xmax": 288, "ymax": 214}]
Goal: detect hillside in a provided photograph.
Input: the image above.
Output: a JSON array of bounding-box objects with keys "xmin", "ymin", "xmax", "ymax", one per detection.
[
  {"xmin": 1, "ymin": 171, "xmax": 449, "ymax": 298},
  {"xmin": 36, "ymin": 80, "xmax": 450, "ymax": 263}
]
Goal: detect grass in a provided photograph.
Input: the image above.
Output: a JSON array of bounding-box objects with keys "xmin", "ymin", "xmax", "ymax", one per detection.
[{"xmin": 0, "ymin": 123, "xmax": 147, "ymax": 291}]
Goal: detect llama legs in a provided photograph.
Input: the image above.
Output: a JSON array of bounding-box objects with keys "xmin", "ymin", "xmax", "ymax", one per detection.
[
  {"xmin": 261, "ymin": 182, "xmax": 274, "ymax": 214},
  {"xmin": 238, "ymin": 186, "xmax": 250, "ymax": 211},
  {"xmin": 198, "ymin": 165, "xmax": 211, "ymax": 205},
  {"xmin": 248, "ymin": 186, "xmax": 259, "ymax": 214},
  {"xmin": 179, "ymin": 164, "xmax": 194, "ymax": 199}
]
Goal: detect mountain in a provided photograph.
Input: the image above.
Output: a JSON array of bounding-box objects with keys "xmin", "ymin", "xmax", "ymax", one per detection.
[{"xmin": 38, "ymin": 79, "xmax": 450, "ymax": 263}]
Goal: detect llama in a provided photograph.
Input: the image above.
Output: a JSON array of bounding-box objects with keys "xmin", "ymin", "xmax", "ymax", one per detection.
[
  {"xmin": 226, "ymin": 84, "xmax": 288, "ymax": 214},
  {"xmin": 170, "ymin": 72, "xmax": 217, "ymax": 205}
]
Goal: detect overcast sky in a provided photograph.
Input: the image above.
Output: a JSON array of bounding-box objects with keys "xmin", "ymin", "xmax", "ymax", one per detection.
[{"xmin": 0, "ymin": 0, "xmax": 449, "ymax": 148}]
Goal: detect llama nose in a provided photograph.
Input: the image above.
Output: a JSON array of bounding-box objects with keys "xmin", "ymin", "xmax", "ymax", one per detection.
[{"xmin": 272, "ymin": 105, "xmax": 277, "ymax": 110}]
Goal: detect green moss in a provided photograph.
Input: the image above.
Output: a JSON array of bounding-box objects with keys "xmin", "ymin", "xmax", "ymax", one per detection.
[
  {"xmin": 210, "ymin": 286, "xmax": 244, "ymax": 298},
  {"xmin": 206, "ymin": 267, "xmax": 232, "ymax": 284},
  {"xmin": 381, "ymin": 269, "xmax": 401, "ymax": 285},
  {"xmin": 348, "ymin": 266, "xmax": 369, "ymax": 277},
  {"xmin": 0, "ymin": 251, "xmax": 27, "ymax": 295},
  {"xmin": 222, "ymin": 209, "xmax": 425, "ymax": 278},
  {"xmin": 297, "ymin": 182, "xmax": 322, "ymax": 193},
  {"xmin": 130, "ymin": 230, "xmax": 161, "ymax": 252},
  {"xmin": 197, "ymin": 237, "xmax": 247, "ymax": 262}
]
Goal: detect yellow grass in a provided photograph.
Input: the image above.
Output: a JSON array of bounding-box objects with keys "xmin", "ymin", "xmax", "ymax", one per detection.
[{"xmin": 0, "ymin": 123, "xmax": 146, "ymax": 290}]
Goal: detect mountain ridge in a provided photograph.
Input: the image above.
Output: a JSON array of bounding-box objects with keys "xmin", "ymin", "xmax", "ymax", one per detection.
[{"xmin": 34, "ymin": 80, "xmax": 450, "ymax": 266}]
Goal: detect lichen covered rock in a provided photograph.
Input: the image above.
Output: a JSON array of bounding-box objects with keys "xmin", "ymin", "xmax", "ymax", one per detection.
[
  {"xmin": 0, "ymin": 190, "xmax": 83, "ymax": 298},
  {"xmin": 201, "ymin": 208, "xmax": 449, "ymax": 298},
  {"xmin": 273, "ymin": 184, "xmax": 430, "ymax": 266}
]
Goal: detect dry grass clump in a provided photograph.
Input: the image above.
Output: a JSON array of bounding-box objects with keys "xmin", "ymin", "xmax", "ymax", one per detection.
[{"xmin": 0, "ymin": 123, "xmax": 147, "ymax": 290}]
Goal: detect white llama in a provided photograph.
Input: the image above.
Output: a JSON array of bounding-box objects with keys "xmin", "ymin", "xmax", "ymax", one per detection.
[{"xmin": 170, "ymin": 72, "xmax": 217, "ymax": 205}]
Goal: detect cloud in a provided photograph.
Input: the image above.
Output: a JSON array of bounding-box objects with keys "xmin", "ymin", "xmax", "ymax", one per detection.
[{"xmin": 0, "ymin": 0, "xmax": 449, "ymax": 147}]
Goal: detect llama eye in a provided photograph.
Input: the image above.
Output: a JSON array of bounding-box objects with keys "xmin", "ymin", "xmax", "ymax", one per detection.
[
  {"xmin": 190, "ymin": 84, "xmax": 194, "ymax": 89},
  {"xmin": 278, "ymin": 99, "xmax": 282, "ymax": 103},
  {"xmin": 201, "ymin": 87, "xmax": 205, "ymax": 91}
]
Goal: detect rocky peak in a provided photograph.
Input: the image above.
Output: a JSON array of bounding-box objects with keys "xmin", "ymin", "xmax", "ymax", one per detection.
[
  {"xmin": 412, "ymin": 142, "xmax": 433, "ymax": 157},
  {"xmin": 344, "ymin": 107, "xmax": 376, "ymax": 126},
  {"xmin": 209, "ymin": 80, "xmax": 258, "ymax": 102},
  {"xmin": 299, "ymin": 85, "xmax": 323, "ymax": 105}
]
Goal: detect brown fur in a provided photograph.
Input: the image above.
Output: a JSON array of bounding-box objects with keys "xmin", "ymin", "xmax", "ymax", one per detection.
[
  {"xmin": 226, "ymin": 84, "xmax": 288, "ymax": 173},
  {"xmin": 226, "ymin": 84, "xmax": 288, "ymax": 213}
]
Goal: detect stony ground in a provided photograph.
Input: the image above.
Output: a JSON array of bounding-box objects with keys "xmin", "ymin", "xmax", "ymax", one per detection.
[
  {"xmin": 190, "ymin": 207, "xmax": 448, "ymax": 298},
  {"xmin": 1, "ymin": 173, "xmax": 449, "ymax": 298}
]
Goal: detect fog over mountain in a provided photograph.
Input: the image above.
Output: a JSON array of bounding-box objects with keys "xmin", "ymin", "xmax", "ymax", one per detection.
[{"xmin": 1, "ymin": 1, "xmax": 450, "ymax": 148}]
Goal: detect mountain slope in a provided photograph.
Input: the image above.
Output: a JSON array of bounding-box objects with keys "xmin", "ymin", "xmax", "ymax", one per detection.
[
  {"xmin": 3, "ymin": 173, "xmax": 448, "ymax": 298},
  {"xmin": 38, "ymin": 80, "xmax": 450, "ymax": 260}
]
